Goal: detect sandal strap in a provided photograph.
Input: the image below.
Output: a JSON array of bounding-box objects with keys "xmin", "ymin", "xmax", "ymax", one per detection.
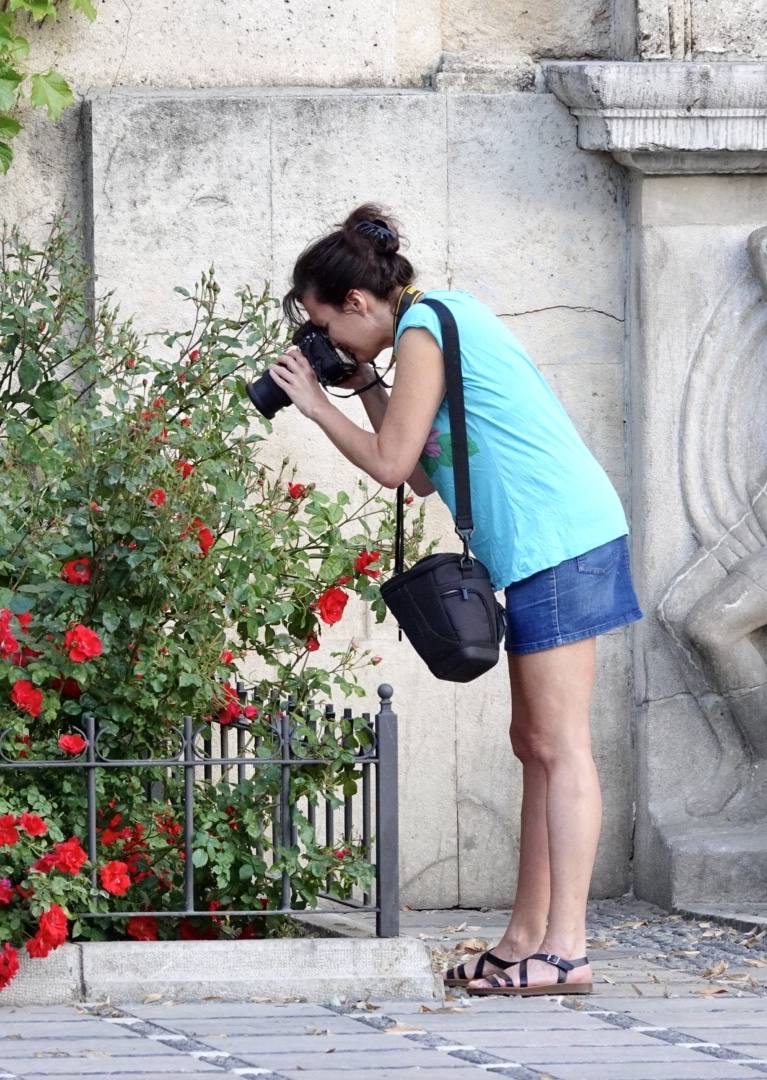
[
  {"xmin": 528, "ymin": 952, "xmax": 589, "ymax": 983},
  {"xmin": 473, "ymin": 949, "xmax": 518, "ymax": 980},
  {"xmin": 486, "ymin": 971, "xmax": 516, "ymax": 989}
]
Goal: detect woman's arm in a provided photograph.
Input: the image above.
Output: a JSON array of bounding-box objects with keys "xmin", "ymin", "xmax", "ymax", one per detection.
[
  {"xmin": 268, "ymin": 328, "xmax": 445, "ymax": 492},
  {"xmin": 357, "ymin": 374, "xmax": 436, "ymax": 497}
]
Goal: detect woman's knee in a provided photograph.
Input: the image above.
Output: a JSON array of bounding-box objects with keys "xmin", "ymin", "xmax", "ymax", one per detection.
[{"xmin": 510, "ymin": 719, "xmax": 592, "ymax": 769}]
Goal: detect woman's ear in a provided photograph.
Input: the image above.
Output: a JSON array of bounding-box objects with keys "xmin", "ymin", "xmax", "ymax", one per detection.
[{"xmin": 343, "ymin": 289, "xmax": 368, "ymax": 315}]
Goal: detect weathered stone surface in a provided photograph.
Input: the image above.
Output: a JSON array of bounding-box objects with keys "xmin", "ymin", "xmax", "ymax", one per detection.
[
  {"xmin": 81, "ymin": 938, "xmax": 440, "ymax": 1002},
  {"xmin": 440, "ymin": 0, "xmax": 612, "ymax": 60},
  {"xmin": 545, "ymin": 61, "xmax": 767, "ymax": 174},
  {"xmin": 636, "ymin": 0, "xmax": 767, "ymax": 60},
  {"xmin": 628, "ymin": 174, "xmax": 767, "ymax": 908},
  {"xmin": 31, "ymin": 0, "xmax": 442, "ymax": 90},
  {"xmin": 0, "ymin": 945, "xmax": 81, "ymax": 1007}
]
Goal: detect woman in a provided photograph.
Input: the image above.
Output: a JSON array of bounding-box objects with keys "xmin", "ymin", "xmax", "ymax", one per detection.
[{"xmin": 269, "ymin": 204, "xmax": 642, "ymax": 997}]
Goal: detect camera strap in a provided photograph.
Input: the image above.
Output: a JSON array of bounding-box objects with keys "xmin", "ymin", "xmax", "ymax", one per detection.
[{"xmin": 392, "ymin": 295, "xmax": 473, "ymax": 575}]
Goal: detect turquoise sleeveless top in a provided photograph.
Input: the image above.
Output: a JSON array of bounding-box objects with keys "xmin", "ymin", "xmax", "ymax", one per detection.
[{"xmin": 395, "ymin": 289, "xmax": 628, "ymax": 589}]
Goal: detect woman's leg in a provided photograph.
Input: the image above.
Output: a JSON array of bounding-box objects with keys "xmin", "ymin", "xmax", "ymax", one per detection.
[{"xmin": 471, "ymin": 636, "xmax": 600, "ymax": 989}]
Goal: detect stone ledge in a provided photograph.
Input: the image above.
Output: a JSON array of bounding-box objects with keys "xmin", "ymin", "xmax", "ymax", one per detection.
[
  {"xmin": 542, "ymin": 61, "xmax": 767, "ymax": 173},
  {"xmin": 0, "ymin": 938, "xmax": 440, "ymax": 1007}
]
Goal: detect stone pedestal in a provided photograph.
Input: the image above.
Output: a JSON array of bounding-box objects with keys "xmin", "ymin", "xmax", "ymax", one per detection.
[{"xmin": 548, "ymin": 61, "xmax": 767, "ymax": 911}]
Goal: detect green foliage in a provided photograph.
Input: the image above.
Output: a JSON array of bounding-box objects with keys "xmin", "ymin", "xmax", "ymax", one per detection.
[
  {"xmin": 0, "ymin": 0, "xmax": 95, "ymax": 174},
  {"xmin": 0, "ymin": 219, "xmax": 428, "ymax": 972}
]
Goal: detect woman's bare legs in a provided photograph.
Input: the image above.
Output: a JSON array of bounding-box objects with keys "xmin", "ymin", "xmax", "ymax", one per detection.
[{"xmin": 470, "ymin": 637, "xmax": 600, "ymax": 989}]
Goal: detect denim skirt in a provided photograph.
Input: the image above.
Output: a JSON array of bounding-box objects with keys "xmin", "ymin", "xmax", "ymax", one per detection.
[{"xmin": 503, "ymin": 535, "xmax": 642, "ymax": 655}]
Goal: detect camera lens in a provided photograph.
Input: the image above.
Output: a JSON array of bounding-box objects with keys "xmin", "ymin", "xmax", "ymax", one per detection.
[{"xmin": 245, "ymin": 372, "xmax": 292, "ymax": 419}]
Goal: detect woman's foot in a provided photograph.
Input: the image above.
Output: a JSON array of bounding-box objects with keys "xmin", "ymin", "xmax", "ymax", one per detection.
[
  {"xmin": 468, "ymin": 952, "xmax": 592, "ymax": 996},
  {"xmin": 443, "ymin": 936, "xmax": 540, "ymax": 987}
]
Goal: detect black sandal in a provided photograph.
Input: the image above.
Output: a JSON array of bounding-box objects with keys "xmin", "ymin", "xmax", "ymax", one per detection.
[
  {"xmin": 467, "ymin": 952, "xmax": 591, "ymax": 996},
  {"xmin": 443, "ymin": 949, "xmax": 520, "ymax": 988}
]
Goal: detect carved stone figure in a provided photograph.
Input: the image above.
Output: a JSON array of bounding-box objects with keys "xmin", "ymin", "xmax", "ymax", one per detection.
[{"xmin": 658, "ymin": 225, "xmax": 767, "ymax": 820}]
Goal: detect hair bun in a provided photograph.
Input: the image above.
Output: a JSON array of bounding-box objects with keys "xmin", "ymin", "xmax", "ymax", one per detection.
[{"xmin": 342, "ymin": 204, "xmax": 401, "ymax": 255}]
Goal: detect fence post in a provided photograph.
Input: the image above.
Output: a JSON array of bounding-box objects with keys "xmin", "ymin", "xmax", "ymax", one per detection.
[
  {"xmin": 375, "ymin": 683, "xmax": 399, "ymax": 937},
  {"xmin": 84, "ymin": 714, "xmax": 98, "ymax": 896},
  {"xmin": 182, "ymin": 714, "xmax": 195, "ymax": 913}
]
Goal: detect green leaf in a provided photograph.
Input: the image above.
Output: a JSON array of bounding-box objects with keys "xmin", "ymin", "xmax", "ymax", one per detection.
[
  {"xmin": 0, "ymin": 140, "xmax": 11, "ymax": 174},
  {"xmin": 0, "ymin": 66, "xmax": 23, "ymax": 112},
  {"xmin": 9, "ymin": 0, "xmax": 57, "ymax": 22},
  {"xmin": 0, "ymin": 116, "xmax": 21, "ymax": 139},
  {"xmin": 18, "ymin": 355, "xmax": 39, "ymax": 390},
  {"xmin": 30, "ymin": 70, "xmax": 74, "ymax": 121},
  {"xmin": 101, "ymin": 611, "xmax": 120, "ymax": 633},
  {"xmin": 191, "ymin": 848, "xmax": 208, "ymax": 868},
  {"xmin": 68, "ymin": 0, "xmax": 97, "ymax": 20}
]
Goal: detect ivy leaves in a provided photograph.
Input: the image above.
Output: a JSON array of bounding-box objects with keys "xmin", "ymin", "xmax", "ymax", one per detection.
[{"xmin": 0, "ymin": 1, "xmax": 96, "ymax": 174}]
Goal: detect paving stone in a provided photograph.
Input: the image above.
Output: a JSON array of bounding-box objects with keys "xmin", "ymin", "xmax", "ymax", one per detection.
[
  {"xmin": 677, "ymin": 1027, "xmax": 767, "ymax": 1042},
  {"xmin": 543, "ymin": 1065, "xmax": 757, "ymax": 1080},
  {"xmin": 280, "ymin": 1071, "xmax": 514, "ymax": 1080},
  {"xmin": 413, "ymin": 1027, "xmax": 667, "ymax": 1048},
  {"xmin": 119, "ymin": 1002, "xmax": 332, "ymax": 1019},
  {"xmin": 146, "ymin": 1015, "xmax": 374, "ymax": 1037},
  {"xmin": 198, "ymin": 1031, "xmax": 419, "ymax": 1053},
  {"xmin": 492, "ymin": 1042, "xmax": 740, "ymax": 1064},
  {"xmin": 235, "ymin": 1047, "xmax": 495, "ymax": 1069},
  {"xmin": 0, "ymin": 1023, "xmax": 128, "ymax": 1040},
  {"xmin": 0, "ymin": 1037, "xmax": 180, "ymax": 1057},
  {"xmin": 0, "ymin": 1055, "xmax": 221, "ymax": 1075}
]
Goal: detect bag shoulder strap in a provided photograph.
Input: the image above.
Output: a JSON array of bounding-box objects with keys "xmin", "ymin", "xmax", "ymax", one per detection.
[{"xmin": 393, "ymin": 296, "xmax": 473, "ymax": 574}]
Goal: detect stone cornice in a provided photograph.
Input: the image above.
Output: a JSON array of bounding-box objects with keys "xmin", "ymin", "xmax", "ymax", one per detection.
[{"xmin": 543, "ymin": 61, "xmax": 767, "ymax": 174}]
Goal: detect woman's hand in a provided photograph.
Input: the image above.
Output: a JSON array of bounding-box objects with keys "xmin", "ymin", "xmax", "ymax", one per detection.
[
  {"xmin": 336, "ymin": 361, "xmax": 378, "ymax": 392},
  {"xmin": 267, "ymin": 347, "xmax": 328, "ymax": 420}
]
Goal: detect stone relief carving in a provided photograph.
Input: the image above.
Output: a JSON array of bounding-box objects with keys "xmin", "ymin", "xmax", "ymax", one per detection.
[{"xmin": 658, "ymin": 225, "xmax": 767, "ymax": 819}]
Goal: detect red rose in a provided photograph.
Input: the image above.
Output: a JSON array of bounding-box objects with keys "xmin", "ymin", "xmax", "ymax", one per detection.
[
  {"xmin": 371, "ymin": 656, "xmax": 383, "ymax": 665},
  {"xmin": 305, "ymin": 633, "xmax": 320, "ymax": 652},
  {"xmin": 148, "ymin": 487, "xmax": 165, "ymax": 507},
  {"xmin": 315, "ymin": 586, "xmax": 348, "ymax": 626},
  {"xmin": 288, "ymin": 482, "xmax": 307, "ymax": 499},
  {"xmin": 354, "ymin": 549, "xmax": 381, "ymax": 578},
  {"xmin": 10, "ymin": 644, "xmax": 42, "ymax": 668},
  {"xmin": 0, "ymin": 608, "xmax": 19, "ymax": 659},
  {"xmin": 198, "ymin": 526, "xmax": 215, "ymax": 557},
  {"xmin": 38, "ymin": 903, "xmax": 68, "ymax": 948},
  {"xmin": 18, "ymin": 813, "xmax": 47, "ymax": 837},
  {"xmin": 0, "ymin": 943, "xmax": 19, "ymax": 988},
  {"xmin": 64, "ymin": 625, "xmax": 102, "ymax": 663},
  {"xmin": 25, "ymin": 934, "xmax": 51, "ymax": 959},
  {"xmin": 175, "ymin": 459, "xmax": 194, "ymax": 479},
  {"xmin": 188, "ymin": 349, "xmax": 200, "ymax": 363},
  {"xmin": 11, "ymin": 679, "xmax": 43, "ymax": 717},
  {"xmin": 90, "ymin": 500, "xmax": 102, "ymax": 512},
  {"xmin": 335, "ymin": 574, "xmax": 353, "ymax": 586},
  {"xmin": 334, "ymin": 847, "xmax": 352, "ymax": 860},
  {"xmin": 58, "ymin": 733, "xmax": 87, "ymax": 755},
  {"xmin": 15, "ymin": 611, "xmax": 31, "ymax": 632},
  {"xmin": 217, "ymin": 685, "xmax": 241, "ymax": 726},
  {"xmin": 242, "ymin": 704, "xmax": 258, "ymax": 719},
  {"xmin": 153, "ymin": 396, "xmax": 166, "ymax": 409},
  {"xmin": 61, "ymin": 557, "xmax": 92, "ymax": 585},
  {"xmin": 101, "ymin": 860, "xmax": 131, "ymax": 896},
  {"xmin": 0, "ymin": 879, "xmax": 12, "ymax": 905},
  {"xmin": 404, "ymin": 494, "xmax": 414, "ymax": 505},
  {"xmin": 220, "ymin": 650, "xmax": 234, "ymax": 665},
  {"xmin": 180, "ymin": 417, "xmax": 191, "ymax": 427},
  {"xmin": 35, "ymin": 836, "xmax": 87, "ymax": 876},
  {"xmin": 0, "ymin": 815, "xmax": 18, "ymax": 847},
  {"xmin": 126, "ymin": 357, "xmax": 137, "ymax": 368},
  {"xmin": 126, "ymin": 915, "xmax": 158, "ymax": 941},
  {"xmin": 51, "ymin": 677, "xmax": 82, "ymax": 699}
]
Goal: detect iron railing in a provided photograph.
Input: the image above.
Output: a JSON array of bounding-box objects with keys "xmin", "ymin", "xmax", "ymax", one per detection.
[{"xmin": 0, "ymin": 682, "xmax": 399, "ymax": 936}]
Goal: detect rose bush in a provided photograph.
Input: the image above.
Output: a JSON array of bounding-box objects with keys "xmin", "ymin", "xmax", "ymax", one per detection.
[{"xmin": 0, "ymin": 220, "xmax": 429, "ymax": 989}]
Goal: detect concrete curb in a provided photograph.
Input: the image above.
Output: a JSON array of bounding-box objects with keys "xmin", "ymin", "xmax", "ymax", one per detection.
[{"xmin": 1, "ymin": 938, "xmax": 442, "ymax": 1006}]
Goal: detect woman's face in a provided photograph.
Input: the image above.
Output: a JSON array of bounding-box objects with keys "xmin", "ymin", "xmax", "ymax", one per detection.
[{"xmin": 302, "ymin": 290, "xmax": 392, "ymax": 365}]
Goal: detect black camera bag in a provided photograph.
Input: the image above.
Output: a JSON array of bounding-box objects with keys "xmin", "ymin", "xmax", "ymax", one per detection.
[{"xmin": 380, "ymin": 298, "xmax": 505, "ymax": 682}]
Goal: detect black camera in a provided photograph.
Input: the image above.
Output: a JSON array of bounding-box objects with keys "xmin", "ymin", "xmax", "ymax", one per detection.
[{"xmin": 245, "ymin": 322, "xmax": 357, "ymax": 419}]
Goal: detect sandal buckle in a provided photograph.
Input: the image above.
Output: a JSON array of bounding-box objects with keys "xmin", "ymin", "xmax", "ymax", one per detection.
[{"xmin": 544, "ymin": 953, "xmax": 562, "ymax": 967}]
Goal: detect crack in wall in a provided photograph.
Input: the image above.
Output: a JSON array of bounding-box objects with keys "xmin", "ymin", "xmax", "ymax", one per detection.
[{"xmin": 499, "ymin": 304, "xmax": 625, "ymax": 323}]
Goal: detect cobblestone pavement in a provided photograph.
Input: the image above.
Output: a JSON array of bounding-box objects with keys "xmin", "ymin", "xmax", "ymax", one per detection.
[{"xmin": 1, "ymin": 898, "xmax": 767, "ymax": 1080}]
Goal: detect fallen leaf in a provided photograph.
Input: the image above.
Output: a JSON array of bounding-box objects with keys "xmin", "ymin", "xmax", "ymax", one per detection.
[
  {"xmin": 454, "ymin": 937, "xmax": 488, "ymax": 953},
  {"xmin": 694, "ymin": 985, "xmax": 728, "ymax": 996},
  {"xmin": 325, "ymin": 1048, "xmax": 336, "ymax": 1054},
  {"xmin": 701, "ymin": 960, "xmax": 727, "ymax": 978},
  {"xmin": 385, "ymin": 1024, "xmax": 426, "ymax": 1033},
  {"xmin": 672, "ymin": 949, "xmax": 700, "ymax": 957},
  {"xmin": 744, "ymin": 957, "xmax": 767, "ymax": 968},
  {"xmin": 443, "ymin": 922, "xmax": 468, "ymax": 934},
  {"xmin": 602, "ymin": 975, "xmax": 616, "ymax": 984},
  {"xmin": 143, "ymin": 993, "xmax": 164, "ymax": 1004},
  {"xmin": 306, "ymin": 1027, "xmax": 330, "ymax": 1035}
]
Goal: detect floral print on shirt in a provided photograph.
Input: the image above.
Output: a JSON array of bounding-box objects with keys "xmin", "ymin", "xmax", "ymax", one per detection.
[{"xmin": 419, "ymin": 426, "xmax": 479, "ymax": 477}]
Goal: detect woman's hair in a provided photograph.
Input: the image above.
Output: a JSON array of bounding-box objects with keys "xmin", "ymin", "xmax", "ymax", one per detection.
[{"xmin": 283, "ymin": 203, "xmax": 415, "ymax": 326}]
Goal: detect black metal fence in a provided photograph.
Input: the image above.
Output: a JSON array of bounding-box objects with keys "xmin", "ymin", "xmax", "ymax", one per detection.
[{"xmin": 0, "ymin": 682, "xmax": 399, "ymax": 937}]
